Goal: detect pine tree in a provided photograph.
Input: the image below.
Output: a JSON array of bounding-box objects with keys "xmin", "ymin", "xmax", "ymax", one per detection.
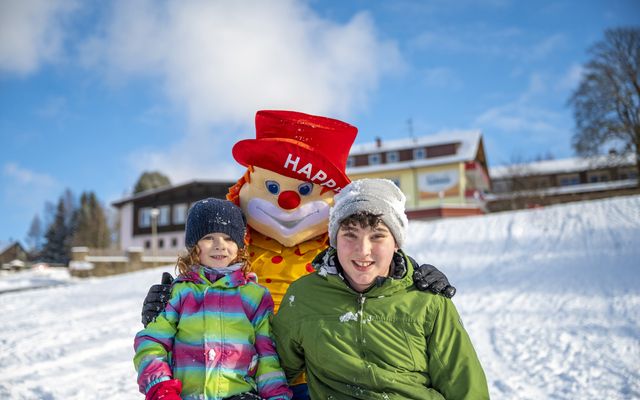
[
  {"xmin": 72, "ymin": 192, "xmax": 111, "ymax": 248},
  {"xmin": 41, "ymin": 198, "xmax": 71, "ymax": 264}
]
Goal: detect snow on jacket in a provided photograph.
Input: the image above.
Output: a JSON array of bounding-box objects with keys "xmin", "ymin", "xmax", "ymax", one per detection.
[
  {"xmin": 272, "ymin": 248, "xmax": 489, "ymax": 400},
  {"xmin": 134, "ymin": 265, "xmax": 292, "ymax": 400}
]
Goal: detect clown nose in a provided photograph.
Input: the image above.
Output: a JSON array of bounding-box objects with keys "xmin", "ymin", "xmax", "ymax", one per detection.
[{"xmin": 278, "ymin": 191, "xmax": 301, "ymax": 210}]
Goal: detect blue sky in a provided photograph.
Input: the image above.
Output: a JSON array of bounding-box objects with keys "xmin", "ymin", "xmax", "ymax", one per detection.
[{"xmin": 1, "ymin": 0, "xmax": 639, "ymax": 245}]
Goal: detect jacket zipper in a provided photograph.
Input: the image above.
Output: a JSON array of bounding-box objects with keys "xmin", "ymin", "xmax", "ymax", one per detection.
[{"xmin": 358, "ymin": 293, "xmax": 366, "ymax": 357}]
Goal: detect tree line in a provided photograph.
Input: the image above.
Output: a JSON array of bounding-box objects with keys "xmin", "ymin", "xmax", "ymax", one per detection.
[
  {"xmin": 26, "ymin": 190, "xmax": 112, "ymax": 264},
  {"xmin": 24, "ymin": 171, "xmax": 171, "ymax": 265}
]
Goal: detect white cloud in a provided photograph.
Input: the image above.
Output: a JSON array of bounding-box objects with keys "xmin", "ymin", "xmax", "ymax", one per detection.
[
  {"xmin": 1, "ymin": 163, "xmax": 59, "ymax": 225},
  {"xmin": 557, "ymin": 63, "xmax": 584, "ymax": 92},
  {"xmin": 422, "ymin": 67, "xmax": 463, "ymax": 90},
  {"xmin": 3, "ymin": 162, "xmax": 57, "ymax": 188},
  {"xmin": 78, "ymin": 0, "xmax": 402, "ymax": 187},
  {"xmin": 411, "ymin": 28, "xmax": 565, "ymax": 63},
  {"xmin": 473, "ymin": 73, "xmax": 571, "ymax": 163},
  {"xmin": 126, "ymin": 133, "xmax": 244, "ymax": 189},
  {"xmin": 80, "ymin": 0, "xmax": 402, "ymax": 129},
  {"xmin": 0, "ymin": 0, "xmax": 79, "ymax": 74}
]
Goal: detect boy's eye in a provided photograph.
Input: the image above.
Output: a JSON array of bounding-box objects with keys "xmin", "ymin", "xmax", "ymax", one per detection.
[
  {"xmin": 298, "ymin": 182, "xmax": 313, "ymax": 196},
  {"xmin": 265, "ymin": 180, "xmax": 280, "ymax": 195}
]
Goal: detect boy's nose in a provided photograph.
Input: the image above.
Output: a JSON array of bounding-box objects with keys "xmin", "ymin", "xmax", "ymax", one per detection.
[{"xmin": 355, "ymin": 238, "xmax": 372, "ymax": 255}]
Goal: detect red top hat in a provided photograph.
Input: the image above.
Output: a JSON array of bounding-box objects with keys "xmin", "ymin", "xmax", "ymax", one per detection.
[{"xmin": 232, "ymin": 110, "xmax": 358, "ymax": 192}]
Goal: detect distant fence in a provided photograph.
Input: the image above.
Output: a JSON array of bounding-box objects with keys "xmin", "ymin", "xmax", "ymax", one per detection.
[{"xmin": 68, "ymin": 247, "xmax": 178, "ymax": 278}]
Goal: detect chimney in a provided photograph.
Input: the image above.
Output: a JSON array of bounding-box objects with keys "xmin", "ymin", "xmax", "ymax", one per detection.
[{"xmin": 375, "ymin": 137, "xmax": 382, "ymax": 148}]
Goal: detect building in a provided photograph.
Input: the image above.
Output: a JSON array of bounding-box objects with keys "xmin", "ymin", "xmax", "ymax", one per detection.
[
  {"xmin": 0, "ymin": 241, "xmax": 28, "ymax": 271},
  {"xmin": 346, "ymin": 130, "xmax": 491, "ymax": 219},
  {"xmin": 488, "ymin": 154, "xmax": 639, "ymax": 211},
  {"xmin": 111, "ymin": 180, "xmax": 235, "ymax": 252}
]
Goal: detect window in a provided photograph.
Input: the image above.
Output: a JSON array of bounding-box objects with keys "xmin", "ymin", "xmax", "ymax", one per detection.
[
  {"xmin": 588, "ymin": 171, "xmax": 610, "ymax": 183},
  {"xmin": 144, "ymin": 240, "xmax": 151, "ymax": 249},
  {"xmin": 413, "ymin": 148, "xmax": 426, "ymax": 160},
  {"xmin": 346, "ymin": 157, "xmax": 355, "ymax": 168},
  {"xmin": 619, "ymin": 168, "xmax": 637, "ymax": 180},
  {"xmin": 368, "ymin": 153, "xmax": 381, "ymax": 165},
  {"xmin": 158, "ymin": 206, "xmax": 170, "ymax": 226},
  {"xmin": 173, "ymin": 203, "xmax": 188, "ymax": 224},
  {"xmin": 139, "ymin": 208, "xmax": 152, "ymax": 228},
  {"xmin": 158, "ymin": 238, "xmax": 164, "ymax": 249},
  {"xmin": 171, "ymin": 237, "xmax": 178, "ymax": 248},
  {"xmin": 386, "ymin": 151, "xmax": 399, "ymax": 163},
  {"xmin": 559, "ymin": 174, "xmax": 580, "ymax": 186}
]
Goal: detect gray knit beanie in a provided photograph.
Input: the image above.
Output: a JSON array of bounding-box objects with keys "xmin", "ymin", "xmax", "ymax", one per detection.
[
  {"xmin": 329, "ymin": 178, "xmax": 408, "ymax": 248},
  {"xmin": 185, "ymin": 198, "xmax": 247, "ymax": 249}
]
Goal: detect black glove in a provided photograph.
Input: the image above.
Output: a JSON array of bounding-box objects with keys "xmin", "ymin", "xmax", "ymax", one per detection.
[
  {"xmin": 224, "ymin": 393, "xmax": 262, "ymax": 400},
  {"xmin": 412, "ymin": 263, "xmax": 456, "ymax": 298},
  {"xmin": 141, "ymin": 272, "xmax": 174, "ymax": 327}
]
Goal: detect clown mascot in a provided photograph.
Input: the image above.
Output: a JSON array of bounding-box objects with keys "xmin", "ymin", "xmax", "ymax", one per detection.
[{"xmin": 141, "ymin": 110, "xmax": 455, "ymax": 399}]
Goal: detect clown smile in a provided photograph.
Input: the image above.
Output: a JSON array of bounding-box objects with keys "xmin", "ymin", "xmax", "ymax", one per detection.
[
  {"xmin": 245, "ymin": 198, "xmax": 330, "ymax": 236},
  {"xmin": 259, "ymin": 207, "xmax": 320, "ymax": 229}
]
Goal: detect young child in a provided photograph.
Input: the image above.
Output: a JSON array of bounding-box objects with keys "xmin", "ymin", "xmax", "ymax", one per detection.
[{"xmin": 134, "ymin": 198, "xmax": 292, "ymax": 400}]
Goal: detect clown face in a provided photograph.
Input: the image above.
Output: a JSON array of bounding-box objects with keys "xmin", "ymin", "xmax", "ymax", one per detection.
[{"xmin": 239, "ymin": 166, "xmax": 335, "ymax": 247}]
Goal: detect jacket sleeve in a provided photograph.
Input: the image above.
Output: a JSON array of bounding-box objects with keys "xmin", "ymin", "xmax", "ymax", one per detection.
[
  {"xmin": 427, "ymin": 297, "xmax": 490, "ymax": 400},
  {"xmin": 251, "ymin": 289, "xmax": 292, "ymax": 400},
  {"xmin": 133, "ymin": 285, "xmax": 181, "ymax": 394},
  {"xmin": 271, "ymin": 287, "xmax": 306, "ymax": 384}
]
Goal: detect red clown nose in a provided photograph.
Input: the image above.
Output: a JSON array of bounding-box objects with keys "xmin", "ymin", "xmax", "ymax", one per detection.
[{"xmin": 278, "ymin": 191, "xmax": 301, "ymax": 210}]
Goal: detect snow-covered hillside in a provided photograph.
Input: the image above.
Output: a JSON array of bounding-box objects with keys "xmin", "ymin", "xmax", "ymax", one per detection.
[{"xmin": 1, "ymin": 195, "xmax": 639, "ymax": 399}]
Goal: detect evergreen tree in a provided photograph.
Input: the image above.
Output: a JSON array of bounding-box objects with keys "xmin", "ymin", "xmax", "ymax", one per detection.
[
  {"xmin": 133, "ymin": 171, "xmax": 171, "ymax": 194},
  {"xmin": 72, "ymin": 192, "xmax": 111, "ymax": 248},
  {"xmin": 41, "ymin": 198, "xmax": 71, "ymax": 264}
]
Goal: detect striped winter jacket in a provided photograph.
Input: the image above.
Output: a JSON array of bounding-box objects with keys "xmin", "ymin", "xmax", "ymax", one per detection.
[{"xmin": 134, "ymin": 265, "xmax": 292, "ymax": 400}]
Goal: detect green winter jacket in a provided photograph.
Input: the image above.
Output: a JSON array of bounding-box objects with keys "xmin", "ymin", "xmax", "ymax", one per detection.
[{"xmin": 272, "ymin": 248, "xmax": 489, "ymax": 400}]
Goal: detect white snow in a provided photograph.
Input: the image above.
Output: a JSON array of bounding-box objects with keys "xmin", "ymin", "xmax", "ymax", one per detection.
[
  {"xmin": 1, "ymin": 195, "xmax": 639, "ymax": 399},
  {"xmin": 339, "ymin": 311, "xmax": 359, "ymax": 322}
]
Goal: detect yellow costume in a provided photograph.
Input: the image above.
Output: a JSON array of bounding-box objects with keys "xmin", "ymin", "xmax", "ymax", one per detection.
[{"xmin": 247, "ymin": 230, "xmax": 328, "ymax": 311}]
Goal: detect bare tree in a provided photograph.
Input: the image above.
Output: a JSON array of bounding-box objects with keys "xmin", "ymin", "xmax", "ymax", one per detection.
[
  {"xmin": 568, "ymin": 27, "xmax": 640, "ymax": 186},
  {"xmin": 25, "ymin": 214, "xmax": 43, "ymax": 256}
]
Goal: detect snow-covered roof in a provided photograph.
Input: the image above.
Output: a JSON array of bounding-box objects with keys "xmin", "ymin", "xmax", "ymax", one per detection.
[
  {"xmin": 490, "ymin": 154, "xmax": 636, "ymax": 179},
  {"xmin": 485, "ymin": 178, "xmax": 638, "ymax": 200},
  {"xmin": 347, "ymin": 130, "xmax": 482, "ymax": 174}
]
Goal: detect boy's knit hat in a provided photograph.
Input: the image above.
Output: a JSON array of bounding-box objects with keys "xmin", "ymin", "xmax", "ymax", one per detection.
[
  {"xmin": 185, "ymin": 198, "xmax": 247, "ymax": 249},
  {"xmin": 329, "ymin": 178, "xmax": 408, "ymax": 248}
]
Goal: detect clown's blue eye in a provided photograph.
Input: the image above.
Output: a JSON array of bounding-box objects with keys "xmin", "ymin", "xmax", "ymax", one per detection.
[
  {"xmin": 298, "ymin": 182, "xmax": 313, "ymax": 196},
  {"xmin": 266, "ymin": 180, "xmax": 280, "ymax": 195}
]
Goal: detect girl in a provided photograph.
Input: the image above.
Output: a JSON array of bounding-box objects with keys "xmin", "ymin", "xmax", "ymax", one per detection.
[{"xmin": 134, "ymin": 198, "xmax": 291, "ymax": 400}]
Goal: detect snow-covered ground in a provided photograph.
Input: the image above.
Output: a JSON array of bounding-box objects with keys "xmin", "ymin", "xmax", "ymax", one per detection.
[{"xmin": 1, "ymin": 195, "xmax": 639, "ymax": 399}]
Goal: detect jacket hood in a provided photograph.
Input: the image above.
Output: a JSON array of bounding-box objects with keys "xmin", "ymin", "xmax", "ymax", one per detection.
[{"xmin": 311, "ymin": 247, "xmax": 414, "ymax": 296}]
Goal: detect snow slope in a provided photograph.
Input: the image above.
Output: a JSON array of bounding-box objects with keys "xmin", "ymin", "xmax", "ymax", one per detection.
[{"xmin": 1, "ymin": 195, "xmax": 639, "ymax": 399}]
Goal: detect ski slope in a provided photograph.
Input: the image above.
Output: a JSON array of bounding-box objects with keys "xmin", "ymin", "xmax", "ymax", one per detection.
[{"xmin": 1, "ymin": 195, "xmax": 639, "ymax": 399}]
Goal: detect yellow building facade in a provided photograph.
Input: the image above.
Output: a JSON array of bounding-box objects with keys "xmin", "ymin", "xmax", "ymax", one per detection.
[{"xmin": 346, "ymin": 131, "xmax": 491, "ymax": 219}]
